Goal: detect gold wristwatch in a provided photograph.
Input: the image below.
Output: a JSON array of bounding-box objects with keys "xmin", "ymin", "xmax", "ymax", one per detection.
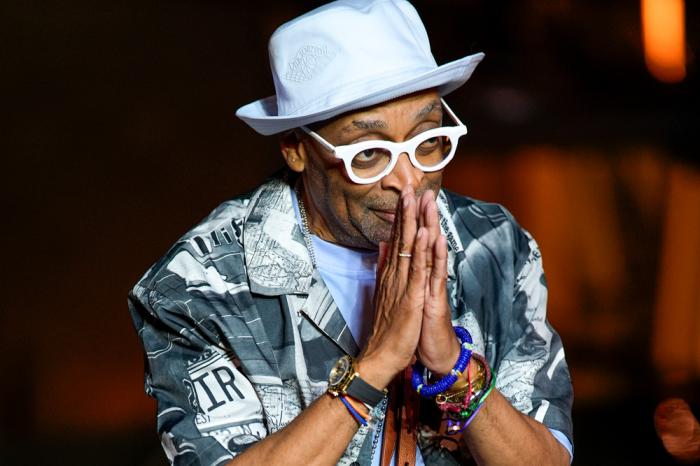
[{"xmin": 327, "ymin": 355, "xmax": 386, "ymax": 407}]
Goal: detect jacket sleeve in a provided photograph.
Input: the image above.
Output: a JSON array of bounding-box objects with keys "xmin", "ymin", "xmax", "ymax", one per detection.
[
  {"xmin": 495, "ymin": 224, "xmax": 574, "ymax": 448},
  {"xmin": 128, "ymin": 281, "xmax": 268, "ymax": 466}
]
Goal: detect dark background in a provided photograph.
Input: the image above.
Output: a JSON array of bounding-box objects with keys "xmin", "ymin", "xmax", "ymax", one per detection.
[{"xmin": 2, "ymin": 1, "xmax": 698, "ymax": 465}]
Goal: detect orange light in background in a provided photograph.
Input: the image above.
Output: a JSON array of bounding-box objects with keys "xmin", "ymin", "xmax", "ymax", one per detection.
[
  {"xmin": 36, "ymin": 353, "xmax": 154, "ymax": 433},
  {"xmin": 652, "ymin": 165, "xmax": 700, "ymax": 386},
  {"xmin": 642, "ymin": 0, "xmax": 686, "ymax": 83}
]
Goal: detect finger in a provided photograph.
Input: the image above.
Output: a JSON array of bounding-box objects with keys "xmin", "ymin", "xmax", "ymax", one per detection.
[
  {"xmin": 429, "ymin": 234, "xmax": 448, "ymax": 299},
  {"xmin": 424, "ymin": 190, "xmax": 440, "ymax": 252},
  {"xmin": 396, "ymin": 186, "xmax": 418, "ymax": 281},
  {"xmin": 406, "ymin": 226, "xmax": 429, "ymax": 302},
  {"xmin": 418, "ymin": 189, "xmax": 430, "ymax": 231},
  {"xmin": 377, "ymin": 241, "xmax": 388, "ymax": 273},
  {"xmin": 418, "ymin": 190, "xmax": 439, "ymax": 271},
  {"xmin": 382, "ymin": 190, "xmax": 406, "ymax": 279},
  {"xmin": 388, "ymin": 191, "xmax": 404, "ymax": 256}
]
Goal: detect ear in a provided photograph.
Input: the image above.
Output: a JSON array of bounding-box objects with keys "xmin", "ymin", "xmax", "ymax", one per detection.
[{"xmin": 279, "ymin": 130, "xmax": 307, "ymax": 173}]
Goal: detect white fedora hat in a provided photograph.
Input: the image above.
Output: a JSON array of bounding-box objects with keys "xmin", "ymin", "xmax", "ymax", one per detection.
[{"xmin": 236, "ymin": 0, "xmax": 484, "ymax": 135}]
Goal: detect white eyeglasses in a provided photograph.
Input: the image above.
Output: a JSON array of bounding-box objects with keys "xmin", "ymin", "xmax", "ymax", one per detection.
[{"xmin": 301, "ymin": 98, "xmax": 467, "ymax": 184}]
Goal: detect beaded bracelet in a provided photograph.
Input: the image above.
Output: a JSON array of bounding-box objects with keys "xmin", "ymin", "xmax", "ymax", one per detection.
[
  {"xmin": 447, "ymin": 403, "xmax": 484, "ymax": 434},
  {"xmin": 367, "ymin": 397, "xmax": 388, "ymax": 432},
  {"xmin": 411, "ymin": 326, "xmax": 473, "ymax": 398},
  {"xmin": 446, "ymin": 371, "xmax": 497, "ymax": 434}
]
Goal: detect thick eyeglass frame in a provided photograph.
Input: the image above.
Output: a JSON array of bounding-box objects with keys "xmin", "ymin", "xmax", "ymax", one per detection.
[{"xmin": 300, "ymin": 98, "xmax": 467, "ymax": 185}]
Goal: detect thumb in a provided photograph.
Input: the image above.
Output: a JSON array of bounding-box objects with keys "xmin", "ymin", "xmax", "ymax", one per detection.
[{"xmin": 377, "ymin": 241, "xmax": 388, "ymax": 273}]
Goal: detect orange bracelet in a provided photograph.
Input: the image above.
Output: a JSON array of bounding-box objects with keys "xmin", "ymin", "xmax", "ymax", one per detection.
[{"xmin": 345, "ymin": 395, "xmax": 370, "ymax": 420}]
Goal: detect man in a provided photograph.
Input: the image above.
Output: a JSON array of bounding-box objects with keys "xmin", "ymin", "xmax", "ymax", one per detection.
[{"xmin": 129, "ymin": 1, "xmax": 573, "ymax": 465}]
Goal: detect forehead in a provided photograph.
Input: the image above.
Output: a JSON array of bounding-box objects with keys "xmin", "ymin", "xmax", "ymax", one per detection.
[{"xmin": 315, "ymin": 89, "xmax": 442, "ymax": 134}]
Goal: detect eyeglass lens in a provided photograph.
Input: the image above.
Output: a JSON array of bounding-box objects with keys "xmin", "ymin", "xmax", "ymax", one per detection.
[{"xmin": 349, "ymin": 133, "xmax": 453, "ymax": 179}]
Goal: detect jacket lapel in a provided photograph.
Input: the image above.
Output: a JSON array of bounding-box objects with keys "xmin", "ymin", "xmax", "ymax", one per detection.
[{"xmin": 243, "ymin": 176, "xmax": 358, "ymax": 355}]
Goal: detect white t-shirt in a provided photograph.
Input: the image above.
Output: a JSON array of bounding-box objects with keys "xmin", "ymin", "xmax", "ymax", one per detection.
[{"xmin": 312, "ymin": 234, "xmax": 426, "ymax": 466}]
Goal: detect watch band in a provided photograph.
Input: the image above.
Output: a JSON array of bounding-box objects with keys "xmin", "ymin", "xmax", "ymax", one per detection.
[
  {"xmin": 328, "ymin": 355, "xmax": 386, "ymax": 407},
  {"xmin": 347, "ymin": 373, "xmax": 386, "ymax": 407}
]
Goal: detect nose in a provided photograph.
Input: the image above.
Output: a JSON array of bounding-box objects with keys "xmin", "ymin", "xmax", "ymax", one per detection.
[{"xmin": 380, "ymin": 152, "xmax": 424, "ymax": 192}]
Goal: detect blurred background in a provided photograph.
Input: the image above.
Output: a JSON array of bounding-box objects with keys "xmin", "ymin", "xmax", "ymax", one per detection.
[{"xmin": 2, "ymin": 0, "xmax": 698, "ymax": 464}]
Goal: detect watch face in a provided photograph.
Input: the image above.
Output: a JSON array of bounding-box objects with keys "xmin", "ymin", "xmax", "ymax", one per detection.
[{"xmin": 328, "ymin": 356, "xmax": 351, "ymax": 387}]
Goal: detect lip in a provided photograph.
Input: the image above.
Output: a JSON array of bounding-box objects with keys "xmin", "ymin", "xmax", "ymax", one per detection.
[{"xmin": 372, "ymin": 209, "xmax": 396, "ymax": 223}]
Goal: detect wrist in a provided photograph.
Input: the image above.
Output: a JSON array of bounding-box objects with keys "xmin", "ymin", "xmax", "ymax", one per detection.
[
  {"xmin": 430, "ymin": 335, "xmax": 462, "ymax": 376},
  {"xmin": 355, "ymin": 354, "xmax": 395, "ymax": 391},
  {"xmin": 327, "ymin": 355, "xmax": 387, "ymax": 408}
]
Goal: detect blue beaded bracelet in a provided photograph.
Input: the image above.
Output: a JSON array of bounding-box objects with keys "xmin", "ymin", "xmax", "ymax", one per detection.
[{"xmin": 411, "ymin": 326, "xmax": 473, "ymax": 398}]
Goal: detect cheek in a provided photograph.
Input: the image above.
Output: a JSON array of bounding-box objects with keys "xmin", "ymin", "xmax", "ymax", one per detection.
[
  {"xmin": 342, "ymin": 187, "xmax": 375, "ymax": 221},
  {"xmin": 344, "ymin": 187, "xmax": 395, "ymax": 243},
  {"xmin": 308, "ymin": 160, "xmax": 367, "ymax": 228},
  {"xmin": 423, "ymin": 172, "xmax": 443, "ymax": 193}
]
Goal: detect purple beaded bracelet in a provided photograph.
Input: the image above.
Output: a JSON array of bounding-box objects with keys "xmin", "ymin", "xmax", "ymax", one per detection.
[{"xmin": 411, "ymin": 326, "xmax": 473, "ymax": 398}]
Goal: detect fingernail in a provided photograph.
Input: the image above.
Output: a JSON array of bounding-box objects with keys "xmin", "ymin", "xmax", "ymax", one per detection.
[{"xmin": 403, "ymin": 196, "xmax": 409, "ymax": 208}]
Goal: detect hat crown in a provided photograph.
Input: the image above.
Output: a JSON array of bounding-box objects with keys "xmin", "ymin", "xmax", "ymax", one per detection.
[{"xmin": 268, "ymin": 0, "xmax": 438, "ymax": 117}]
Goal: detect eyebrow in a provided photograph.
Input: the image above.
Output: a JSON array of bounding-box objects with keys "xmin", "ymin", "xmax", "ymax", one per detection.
[
  {"xmin": 415, "ymin": 100, "xmax": 443, "ymax": 120},
  {"xmin": 339, "ymin": 100, "xmax": 443, "ymax": 134},
  {"xmin": 346, "ymin": 119, "xmax": 387, "ymax": 132}
]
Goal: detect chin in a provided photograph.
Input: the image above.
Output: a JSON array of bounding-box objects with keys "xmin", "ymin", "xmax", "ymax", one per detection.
[
  {"xmin": 362, "ymin": 225, "xmax": 392, "ymax": 249},
  {"xmin": 343, "ymin": 216, "xmax": 392, "ymax": 249},
  {"xmin": 335, "ymin": 228, "xmax": 383, "ymax": 250}
]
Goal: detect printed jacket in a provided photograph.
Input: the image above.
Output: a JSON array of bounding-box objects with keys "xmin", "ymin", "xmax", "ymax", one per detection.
[{"xmin": 129, "ymin": 175, "xmax": 574, "ymax": 465}]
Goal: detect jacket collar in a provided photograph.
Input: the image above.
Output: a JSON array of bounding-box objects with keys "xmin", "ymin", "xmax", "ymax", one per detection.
[
  {"xmin": 242, "ymin": 176, "xmax": 359, "ymax": 354},
  {"xmin": 243, "ymin": 176, "xmax": 315, "ymax": 296}
]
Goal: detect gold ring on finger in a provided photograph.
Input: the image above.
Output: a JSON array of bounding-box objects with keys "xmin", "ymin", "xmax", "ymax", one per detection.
[{"xmin": 398, "ymin": 252, "xmax": 412, "ymax": 258}]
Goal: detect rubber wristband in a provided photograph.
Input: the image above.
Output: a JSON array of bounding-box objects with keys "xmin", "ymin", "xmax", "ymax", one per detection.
[{"xmin": 347, "ymin": 374, "xmax": 385, "ymax": 407}]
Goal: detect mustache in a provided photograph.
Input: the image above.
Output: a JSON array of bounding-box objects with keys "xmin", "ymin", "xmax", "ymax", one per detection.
[{"xmin": 367, "ymin": 188, "xmax": 435, "ymax": 212}]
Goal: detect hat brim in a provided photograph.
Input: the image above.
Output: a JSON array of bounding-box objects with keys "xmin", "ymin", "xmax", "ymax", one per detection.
[{"xmin": 236, "ymin": 52, "xmax": 484, "ymax": 136}]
